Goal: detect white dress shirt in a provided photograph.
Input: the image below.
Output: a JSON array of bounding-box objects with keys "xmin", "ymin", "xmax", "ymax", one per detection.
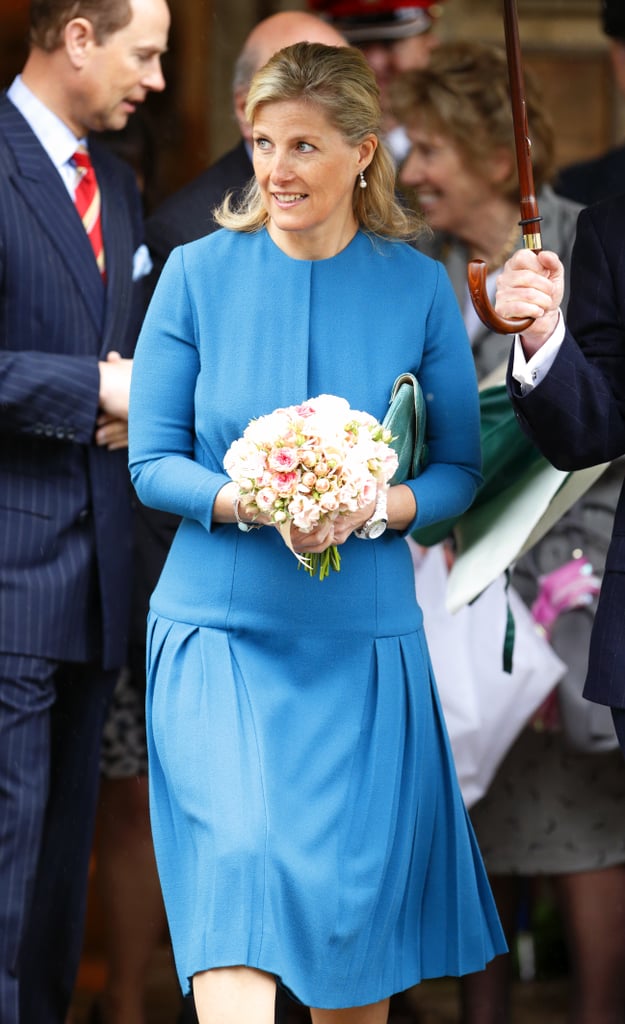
[
  {"xmin": 7, "ymin": 75, "xmax": 151, "ymax": 280},
  {"xmin": 512, "ymin": 311, "xmax": 565, "ymax": 393}
]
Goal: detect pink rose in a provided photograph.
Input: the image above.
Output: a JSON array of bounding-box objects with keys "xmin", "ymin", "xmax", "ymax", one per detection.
[
  {"xmin": 274, "ymin": 471, "xmax": 300, "ymax": 496},
  {"xmin": 318, "ymin": 492, "xmax": 340, "ymax": 514},
  {"xmin": 301, "ymin": 471, "xmax": 318, "ymax": 490},
  {"xmin": 300, "ymin": 450, "xmax": 318, "ymax": 469},
  {"xmin": 256, "ymin": 487, "xmax": 278, "ymax": 512},
  {"xmin": 268, "ymin": 446, "xmax": 300, "ymax": 473},
  {"xmin": 295, "ymin": 402, "xmax": 316, "ymax": 418},
  {"xmin": 289, "ymin": 496, "xmax": 322, "ymax": 531},
  {"xmin": 315, "ymin": 477, "xmax": 331, "ymax": 494}
]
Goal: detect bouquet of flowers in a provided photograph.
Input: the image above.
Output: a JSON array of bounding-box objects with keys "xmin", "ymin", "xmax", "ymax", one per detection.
[{"xmin": 223, "ymin": 394, "xmax": 399, "ymax": 579}]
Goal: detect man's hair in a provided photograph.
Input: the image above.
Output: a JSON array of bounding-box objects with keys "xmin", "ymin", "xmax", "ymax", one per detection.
[{"xmin": 30, "ymin": 0, "xmax": 133, "ymax": 52}]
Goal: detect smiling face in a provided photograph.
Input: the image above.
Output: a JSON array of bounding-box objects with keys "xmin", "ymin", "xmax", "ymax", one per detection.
[
  {"xmin": 71, "ymin": 0, "xmax": 170, "ymax": 134},
  {"xmin": 399, "ymin": 124, "xmax": 496, "ymax": 235},
  {"xmin": 252, "ymin": 98, "xmax": 376, "ymax": 260}
]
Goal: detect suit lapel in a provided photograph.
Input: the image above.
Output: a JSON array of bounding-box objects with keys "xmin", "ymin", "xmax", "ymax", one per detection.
[
  {"xmin": 93, "ymin": 146, "xmax": 137, "ymax": 355},
  {"xmin": 0, "ymin": 96, "xmax": 105, "ymax": 336}
]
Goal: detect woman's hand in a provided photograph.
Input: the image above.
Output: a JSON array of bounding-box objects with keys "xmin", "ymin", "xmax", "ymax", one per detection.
[
  {"xmin": 289, "ymin": 518, "xmax": 337, "ymax": 554},
  {"xmin": 288, "ymin": 497, "xmax": 377, "ymax": 554},
  {"xmin": 495, "ymin": 249, "xmax": 564, "ymax": 356},
  {"xmin": 216, "ymin": 482, "xmax": 416, "ymax": 549}
]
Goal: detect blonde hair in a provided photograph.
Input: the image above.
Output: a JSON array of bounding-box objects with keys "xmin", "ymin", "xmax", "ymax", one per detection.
[
  {"xmin": 215, "ymin": 42, "xmax": 424, "ymax": 241},
  {"xmin": 391, "ymin": 40, "xmax": 555, "ymax": 199}
]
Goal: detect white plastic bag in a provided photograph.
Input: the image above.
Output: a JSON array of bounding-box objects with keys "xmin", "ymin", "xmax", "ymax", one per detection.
[{"xmin": 409, "ymin": 540, "xmax": 566, "ymax": 808}]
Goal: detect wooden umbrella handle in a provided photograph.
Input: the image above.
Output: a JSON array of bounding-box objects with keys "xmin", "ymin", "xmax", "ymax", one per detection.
[
  {"xmin": 467, "ymin": 259, "xmax": 534, "ymax": 334},
  {"xmin": 467, "ymin": 0, "xmax": 542, "ymax": 335}
]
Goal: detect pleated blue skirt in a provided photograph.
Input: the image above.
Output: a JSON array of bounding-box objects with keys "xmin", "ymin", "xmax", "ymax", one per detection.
[{"xmin": 145, "ymin": 522, "xmax": 506, "ymax": 1008}]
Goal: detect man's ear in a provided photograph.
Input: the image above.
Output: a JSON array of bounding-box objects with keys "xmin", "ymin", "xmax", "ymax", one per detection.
[
  {"xmin": 64, "ymin": 18, "xmax": 96, "ymax": 70},
  {"xmin": 234, "ymin": 86, "xmax": 252, "ymax": 142}
]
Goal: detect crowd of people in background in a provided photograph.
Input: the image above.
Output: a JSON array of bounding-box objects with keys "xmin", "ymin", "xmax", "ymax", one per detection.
[
  {"xmin": 3, "ymin": 1, "xmax": 625, "ymax": 1024},
  {"xmin": 392, "ymin": 37, "xmax": 625, "ymax": 1024}
]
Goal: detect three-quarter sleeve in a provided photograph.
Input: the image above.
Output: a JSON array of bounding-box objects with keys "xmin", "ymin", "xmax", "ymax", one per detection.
[{"xmin": 129, "ymin": 246, "xmax": 231, "ymax": 533}]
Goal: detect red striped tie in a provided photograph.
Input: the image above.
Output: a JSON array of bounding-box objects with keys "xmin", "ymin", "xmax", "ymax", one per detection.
[{"xmin": 73, "ymin": 146, "xmax": 106, "ymax": 278}]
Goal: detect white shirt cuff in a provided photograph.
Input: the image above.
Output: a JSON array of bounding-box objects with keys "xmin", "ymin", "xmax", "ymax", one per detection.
[{"xmin": 512, "ymin": 311, "xmax": 565, "ymax": 394}]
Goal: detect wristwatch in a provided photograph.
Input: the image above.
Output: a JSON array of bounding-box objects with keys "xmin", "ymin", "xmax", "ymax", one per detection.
[{"xmin": 355, "ymin": 490, "xmax": 388, "ymax": 540}]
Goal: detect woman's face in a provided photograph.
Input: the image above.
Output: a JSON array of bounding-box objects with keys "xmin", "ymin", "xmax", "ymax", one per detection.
[
  {"xmin": 252, "ymin": 99, "xmax": 375, "ymax": 259},
  {"xmin": 399, "ymin": 124, "xmax": 494, "ymax": 235}
]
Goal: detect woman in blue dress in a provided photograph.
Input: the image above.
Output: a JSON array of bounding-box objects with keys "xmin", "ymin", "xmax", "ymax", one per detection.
[{"xmin": 129, "ymin": 41, "xmax": 506, "ymax": 1024}]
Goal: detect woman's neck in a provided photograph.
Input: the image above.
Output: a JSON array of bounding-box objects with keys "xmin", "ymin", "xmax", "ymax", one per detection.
[
  {"xmin": 457, "ymin": 199, "xmax": 522, "ymax": 270},
  {"xmin": 266, "ymin": 214, "xmax": 359, "ymax": 262}
]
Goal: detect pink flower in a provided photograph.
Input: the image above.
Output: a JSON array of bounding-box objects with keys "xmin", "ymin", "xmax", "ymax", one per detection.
[
  {"xmin": 318, "ymin": 492, "xmax": 340, "ymax": 515},
  {"xmin": 256, "ymin": 487, "xmax": 278, "ymax": 513},
  {"xmin": 273, "ymin": 471, "xmax": 300, "ymax": 496},
  {"xmin": 289, "ymin": 494, "xmax": 322, "ymax": 531},
  {"xmin": 295, "ymin": 402, "xmax": 316, "ymax": 418},
  {"xmin": 268, "ymin": 446, "xmax": 300, "ymax": 472},
  {"xmin": 300, "ymin": 471, "xmax": 318, "ymax": 491},
  {"xmin": 223, "ymin": 393, "xmax": 399, "ymax": 579}
]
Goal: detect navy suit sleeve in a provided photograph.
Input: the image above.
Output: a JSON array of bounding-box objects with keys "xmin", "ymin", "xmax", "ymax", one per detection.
[
  {"xmin": 508, "ymin": 196, "xmax": 625, "ymax": 469},
  {"xmin": 0, "ymin": 351, "xmax": 100, "ymax": 442}
]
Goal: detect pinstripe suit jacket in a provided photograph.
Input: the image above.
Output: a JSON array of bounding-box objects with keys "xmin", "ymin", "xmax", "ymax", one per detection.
[
  {"xmin": 508, "ymin": 193, "xmax": 625, "ymax": 708},
  {"xmin": 0, "ymin": 92, "xmax": 145, "ymax": 670}
]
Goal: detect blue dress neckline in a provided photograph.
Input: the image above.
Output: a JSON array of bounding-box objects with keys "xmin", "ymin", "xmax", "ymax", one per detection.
[{"xmin": 261, "ymin": 223, "xmax": 365, "ymax": 265}]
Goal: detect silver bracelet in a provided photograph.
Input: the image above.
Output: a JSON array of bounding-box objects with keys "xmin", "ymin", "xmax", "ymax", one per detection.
[{"xmin": 233, "ymin": 494, "xmax": 261, "ymax": 532}]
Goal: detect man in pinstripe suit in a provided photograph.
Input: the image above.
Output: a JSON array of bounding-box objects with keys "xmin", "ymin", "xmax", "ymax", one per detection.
[
  {"xmin": 495, "ymin": 194, "xmax": 625, "ymax": 757},
  {"xmin": 0, "ymin": 2, "xmax": 169, "ymax": 1021}
]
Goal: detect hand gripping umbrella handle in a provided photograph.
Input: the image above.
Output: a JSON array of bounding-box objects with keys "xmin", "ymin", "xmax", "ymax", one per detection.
[{"xmin": 468, "ymin": 0, "xmax": 543, "ymax": 335}]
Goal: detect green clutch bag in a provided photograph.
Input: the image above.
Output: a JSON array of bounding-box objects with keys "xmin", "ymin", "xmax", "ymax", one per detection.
[{"xmin": 382, "ymin": 372, "xmax": 428, "ymax": 485}]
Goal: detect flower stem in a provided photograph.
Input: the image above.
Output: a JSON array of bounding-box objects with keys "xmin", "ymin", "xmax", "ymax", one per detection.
[{"xmin": 299, "ymin": 544, "xmax": 341, "ymax": 580}]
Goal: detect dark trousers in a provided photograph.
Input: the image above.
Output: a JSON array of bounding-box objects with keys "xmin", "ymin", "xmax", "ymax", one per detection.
[{"xmin": 0, "ymin": 653, "xmax": 116, "ymax": 1024}]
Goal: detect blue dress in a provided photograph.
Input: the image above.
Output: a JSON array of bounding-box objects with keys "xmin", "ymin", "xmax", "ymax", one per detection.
[{"xmin": 129, "ymin": 227, "xmax": 506, "ymax": 1008}]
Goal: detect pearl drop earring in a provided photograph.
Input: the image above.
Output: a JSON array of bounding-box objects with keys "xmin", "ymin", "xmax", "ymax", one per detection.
[{"xmin": 359, "ymin": 171, "xmax": 367, "ymax": 190}]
